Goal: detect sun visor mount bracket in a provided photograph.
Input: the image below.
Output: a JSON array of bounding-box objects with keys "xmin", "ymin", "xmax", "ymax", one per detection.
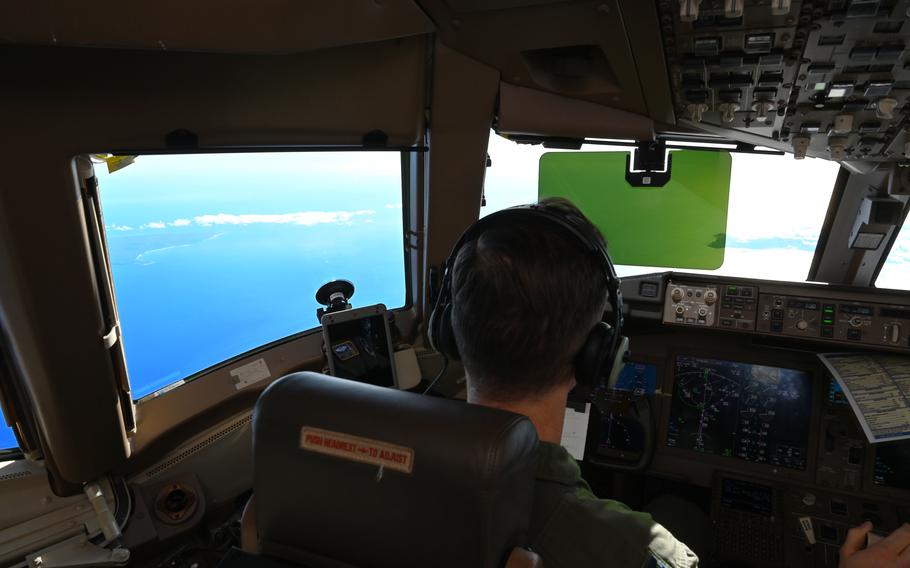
[{"xmin": 626, "ymin": 141, "xmax": 672, "ymax": 187}]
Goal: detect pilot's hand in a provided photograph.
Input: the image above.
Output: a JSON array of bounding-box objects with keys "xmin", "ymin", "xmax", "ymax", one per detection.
[{"xmin": 840, "ymin": 521, "xmax": 910, "ymax": 568}]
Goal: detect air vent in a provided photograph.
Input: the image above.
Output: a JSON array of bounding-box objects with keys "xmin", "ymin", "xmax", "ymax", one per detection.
[
  {"xmin": 0, "ymin": 470, "xmax": 32, "ymax": 482},
  {"xmin": 142, "ymin": 413, "xmax": 252, "ymax": 481},
  {"xmin": 520, "ymin": 45, "xmax": 620, "ymax": 95}
]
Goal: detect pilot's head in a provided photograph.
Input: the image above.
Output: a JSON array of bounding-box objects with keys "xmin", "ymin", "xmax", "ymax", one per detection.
[{"xmin": 451, "ymin": 197, "xmax": 609, "ymax": 402}]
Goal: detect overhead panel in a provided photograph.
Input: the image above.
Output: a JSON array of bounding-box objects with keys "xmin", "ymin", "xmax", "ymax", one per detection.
[{"xmin": 660, "ymin": 0, "xmax": 910, "ymax": 163}]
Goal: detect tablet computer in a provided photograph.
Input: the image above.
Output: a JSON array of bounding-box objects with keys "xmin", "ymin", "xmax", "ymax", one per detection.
[{"xmin": 321, "ymin": 304, "xmax": 398, "ymax": 388}]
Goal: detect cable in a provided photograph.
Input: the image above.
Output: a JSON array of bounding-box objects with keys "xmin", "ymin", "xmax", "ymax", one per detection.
[{"xmin": 421, "ymin": 356, "xmax": 449, "ymax": 395}]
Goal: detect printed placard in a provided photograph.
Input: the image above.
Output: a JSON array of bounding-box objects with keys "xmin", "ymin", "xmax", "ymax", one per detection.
[{"xmin": 300, "ymin": 427, "xmax": 414, "ymax": 474}]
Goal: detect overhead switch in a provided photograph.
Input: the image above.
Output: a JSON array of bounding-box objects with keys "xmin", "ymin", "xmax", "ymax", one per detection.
[
  {"xmin": 680, "ymin": 0, "xmax": 700, "ymax": 22},
  {"xmin": 829, "ymin": 136, "xmax": 848, "ymax": 160},
  {"xmin": 876, "ymin": 97, "xmax": 899, "ymax": 119},
  {"xmin": 724, "ymin": 0, "xmax": 744, "ymax": 17},
  {"xmin": 719, "ymin": 102, "xmax": 740, "ymax": 123},
  {"xmin": 686, "ymin": 103, "xmax": 708, "ymax": 123},
  {"xmin": 771, "ymin": 0, "xmax": 791, "ymax": 15},
  {"xmin": 832, "ymin": 114, "xmax": 854, "ymax": 134},
  {"xmin": 792, "ymin": 135, "xmax": 811, "ymax": 159},
  {"xmin": 752, "ymin": 100, "xmax": 775, "ymax": 123}
]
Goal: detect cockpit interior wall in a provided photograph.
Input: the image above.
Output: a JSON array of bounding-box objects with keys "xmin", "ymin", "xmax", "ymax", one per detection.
[
  {"xmin": 0, "ymin": 1, "xmax": 434, "ymax": 53},
  {"xmin": 0, "ymin": 36, "xmax": 429, "ymax": 493}
]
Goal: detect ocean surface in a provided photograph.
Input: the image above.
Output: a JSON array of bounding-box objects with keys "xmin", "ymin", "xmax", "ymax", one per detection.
[{"xmin": 1, "ymin": 151, "xmax": 406, "ymax": 450}]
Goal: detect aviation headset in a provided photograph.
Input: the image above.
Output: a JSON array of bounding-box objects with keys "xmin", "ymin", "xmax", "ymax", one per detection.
[{"xmin": 428, "ymin": 204, "xmax": 630, "ymax": 394}]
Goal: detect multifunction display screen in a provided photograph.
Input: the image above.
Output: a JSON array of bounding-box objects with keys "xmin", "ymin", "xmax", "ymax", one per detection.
[
  {"xmin": 873, "ymin": 442, "xmax": 910, "ymax": 490},
  {"xmin": 667, "ymin": 355, "xmax": 813, "ymax": 470}
]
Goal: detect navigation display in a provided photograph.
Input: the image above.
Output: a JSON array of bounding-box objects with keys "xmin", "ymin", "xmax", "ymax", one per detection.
[
  {"xmin": 873, "ymin": 442, "xmax": 910, "ymax": 490},
  {"xmin": 667, "ymin": 355, "xmax": 813, "ymax": 470}
]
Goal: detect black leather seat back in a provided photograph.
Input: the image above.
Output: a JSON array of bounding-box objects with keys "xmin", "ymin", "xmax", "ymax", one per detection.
[{"xmin": 253, "ymin": 372, "xmax": 540, "ymax": 568}]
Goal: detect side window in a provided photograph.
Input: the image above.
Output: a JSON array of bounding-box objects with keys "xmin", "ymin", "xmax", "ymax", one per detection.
[
  {"xmin": 94, "ymin": 151, "xmax": 406, "ymax": 399},
  {"xmin": 0, "ymin": 411, "xmax": 16, "ymax": 451}
]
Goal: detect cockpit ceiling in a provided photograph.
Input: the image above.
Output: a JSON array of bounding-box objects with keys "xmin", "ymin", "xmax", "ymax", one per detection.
[{"xmin": 0, "ymin": 1, "xmax": 433, "ymax": 53}]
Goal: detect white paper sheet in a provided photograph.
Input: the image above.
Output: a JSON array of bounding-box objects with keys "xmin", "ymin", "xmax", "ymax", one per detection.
[{"xmin": 561, "ymin": 402, "xmax": 591, "ymax": 460}]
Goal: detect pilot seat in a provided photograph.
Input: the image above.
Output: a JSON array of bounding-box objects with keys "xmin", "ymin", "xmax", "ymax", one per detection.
[{"xmin": 220, "ymin": 371, "xmax": 543, "ymax": 568}]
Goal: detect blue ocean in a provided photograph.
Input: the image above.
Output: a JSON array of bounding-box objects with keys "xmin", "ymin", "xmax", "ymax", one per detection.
[{"xmin": 1, "ymin": 152, "xmax": 406, "ymax": 451}]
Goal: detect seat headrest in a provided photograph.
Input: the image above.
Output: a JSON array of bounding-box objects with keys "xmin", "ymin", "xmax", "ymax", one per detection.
[{"xmin": 252, "ymin": 372, "xmax": 540, "ymax": 568}]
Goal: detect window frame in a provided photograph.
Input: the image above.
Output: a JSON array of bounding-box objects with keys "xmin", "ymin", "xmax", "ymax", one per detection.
[{"xmin": 87, "ymin": 147, "xmax": 414, "ymax": 403}]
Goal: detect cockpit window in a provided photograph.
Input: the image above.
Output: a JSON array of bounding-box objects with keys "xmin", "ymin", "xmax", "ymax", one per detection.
[
  {"xmin": 876, "ymin": 218, "xmax": 910, "ymax": 290},
  {"xmin": 483, "ymin": 132, "xmax": 840, "ymax": 282},
  {"xmin": 0, "ymin": 411, "xmax": 15, "ymax": 451},
  {"xmin": 94, "ymin": 151, "xmax": 406, "ymax": 399}
]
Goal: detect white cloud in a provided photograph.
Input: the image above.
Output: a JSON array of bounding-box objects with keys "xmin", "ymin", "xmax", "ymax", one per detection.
[
  {"xmin": 107, "ymin": 224, "xmax": 133, "ymax": 231},
  {"xmin": 170, "ymin": 219, "xmax": 191, "ymax": 227},
  {"xmin": 877, "ymin": 226, "xmax": 910, "ymax": 290},
  {"xmin": 142, "ymin": 221, "xmax": 166, "ymax": 229},
  {"xmin": 193, "ymin": 210, "xmax": 375, "ymax": 227}
]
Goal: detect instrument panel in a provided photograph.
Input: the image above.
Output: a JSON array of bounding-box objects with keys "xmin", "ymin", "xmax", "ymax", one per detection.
[
  {"xmin": 663, "ymin": 278, "xmax": 910, "ymax": 350},
  {"xmin": 588, "ymin": 273, "xmax": 910, "ymax": 565}
]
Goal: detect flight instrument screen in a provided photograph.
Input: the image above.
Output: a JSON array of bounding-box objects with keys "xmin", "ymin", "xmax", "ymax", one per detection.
[{"xmin": 667, "ymin": 355, "xmax": 813, "ymax": 470}]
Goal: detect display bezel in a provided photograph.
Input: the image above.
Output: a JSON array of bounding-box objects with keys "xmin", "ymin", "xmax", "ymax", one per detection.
[
  {"xmin": 657, "ymin": 347, "xmax": 823, "ymax": 484},
  {"xmin": 321, "ymin": 304, "xmax": 399, "ymax": 388}
]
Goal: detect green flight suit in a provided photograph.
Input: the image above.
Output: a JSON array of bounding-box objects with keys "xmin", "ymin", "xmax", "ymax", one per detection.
[{"xmin": 528, "ymin": 442, "xmax": 699, "ymax": 568}]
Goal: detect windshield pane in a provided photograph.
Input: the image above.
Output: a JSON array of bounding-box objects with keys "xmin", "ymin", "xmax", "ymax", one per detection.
[
  {"xmin": 95, "ymin": 151, "xmax": 406, "ymax": 399},
  {"xmin": 877, "ymin": 219, "xmax": 910, "ymax": 290},
  {"xmin": 484, "ymin": 132, "xmax": 840, "ymax": 281}
]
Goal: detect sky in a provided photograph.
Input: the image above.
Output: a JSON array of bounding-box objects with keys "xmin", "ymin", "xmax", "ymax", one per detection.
[{"xmin": 483, "ymin": 133, "xmax": 910, "ymax": 286}]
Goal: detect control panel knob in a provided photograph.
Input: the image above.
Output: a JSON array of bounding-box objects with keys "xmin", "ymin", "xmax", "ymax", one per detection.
[
  {"xmin": 791, "ymin": 135, "xmax": 811, "ymax": 160},
  {"xmin": 828, "ymin": 137, "xmax": 848, "ymax": 161},
  {"xmin": 679, "ymin": 0, "xmax": 700, "ymax": 21},
  {"xmin": 890, "ymin": 323, "xmax": 901, "ymax": 344},
  {"xmin": 752, "ymin": 100, "xmax": 775, "ymax": 123},
  {"xmin": 676, "ymin": 305, "xmax": 685, "ymax": 315},
  {"xmin": 877, "ymin": 97, "xmax": 899, "ymax": 120},
  {"xmin": 704, "ymin": 290, "xmax": 717, "ymax": 305},
  {"xmin": 698, "ymin": 307, "xmax": 708, "ymax": 317},
  {"xmin": 672, "ymin": 288, "xmax": 684, "ymax": 302},
  {"xmin": 802, "ymin": 492, "xmax": 817, "ymax": 507},
  {"xmin": 832, "ymin": 114, "xmax": 854, "ymax": 135},
  {"xmin": 850, "ymin": 316, "xmax": 863, "ymax": 327},
  {"xmin": 771, "ymin": 0, "xmax": 791, "ymax": 15},
  {"xmin": 724, "ymin": 0, "xmax": 743, "ymax": 17},
  {"xmin": 685, "ymin": 103, "xmax": 708, "ymax": 123},
  {"xmin": 718, "ymin": 102, "xmax": 740, "ymax": 124},
  {"xmin": 796, "ymin": 320, "xmax": 809, "ymax": 331}
]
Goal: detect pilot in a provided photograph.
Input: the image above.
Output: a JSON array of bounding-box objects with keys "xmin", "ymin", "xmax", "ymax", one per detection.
[
  {"xmin": 445, "ymin": 197, "xmax": 698, "ymax": 567},
  {"xmin": 840, "ymin": 522, "xmax": 910, "ymax": 567}
]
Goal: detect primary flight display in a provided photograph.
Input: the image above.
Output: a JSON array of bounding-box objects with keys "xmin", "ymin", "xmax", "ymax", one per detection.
[{"xmin": 667, "ymin": 355, "xmax": 813, "ymax": 470}]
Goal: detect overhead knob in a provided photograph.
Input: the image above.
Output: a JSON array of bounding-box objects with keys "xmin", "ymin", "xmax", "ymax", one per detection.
[
  {"xmin": 752, "ymin": 100, "xmax": 775, "ymax": 123},
  {"xmin": 704, "ymin": 290, "xmax": 717, "ymax": 305},
  {"xmin": 679, "ymin": 0, "xmax": 701, "ymax": 21},
  {"xmin": 719, "ymin": 102, "xmax": 740, "ymax": 123},
  {"xmin": 672, "ymin": 288, "xmax": 684, "ymax": 302},
  {"xmin": 771, "ymin": 0, "xmax": 791, "ymax": 14},
  {"xmin": 802, "ymin": 492, "xmax": 817, "ymax": 506},
  {"xmin": 724, "ymin": 0, "xmax": 743, "ymax": 17},
  {"xmin": 791, "ymin": 135, "xmax": 811, "ymax": 160},
  {"xmin": 832, "ymin": 114, "xmax": 854, "ymax": 135},
  {"xmin": 796, "ymin": 320, "xmax": 809, "ymax": 331},
  {"xmin": 828, "ymin": 136, "xmax": 848, "ymax": 161},
  {"xmin": 877, "ymin": 97, "xmax": 899, "ymax": 120},
  {"xmin": 686, "ymin": 103, "xmax": 708, "ymax": 123}
]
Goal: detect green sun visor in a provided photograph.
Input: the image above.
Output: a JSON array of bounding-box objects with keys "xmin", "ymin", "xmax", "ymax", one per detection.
[{"xmin": 538, "ymin": 150, "xmax": 733, "ymax": 270}]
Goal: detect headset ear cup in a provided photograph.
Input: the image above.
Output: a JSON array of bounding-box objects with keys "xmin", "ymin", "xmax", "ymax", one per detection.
[
  {"xmin": 434, "ymin": 304, "xmax": 460, "ymax": 361},
  {"xmin": 575, "ymin": 322, "xmax": 614, "ymax": 390}
]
